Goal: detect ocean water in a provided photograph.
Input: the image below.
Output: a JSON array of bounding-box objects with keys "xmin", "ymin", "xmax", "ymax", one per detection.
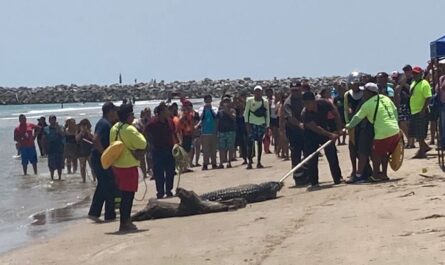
[{"xmin": 0, "ymin": 99, "xmax": 202, "ymax": 254}]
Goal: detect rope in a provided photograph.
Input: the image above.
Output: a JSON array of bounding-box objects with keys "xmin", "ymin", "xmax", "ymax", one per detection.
[
  {"xmin": 134, "ymin": 176, "xmax": 147, "ymax": 201},
  {"xmin": 172, "ymin": 144, "xmax": 189, "ymax": 191}
]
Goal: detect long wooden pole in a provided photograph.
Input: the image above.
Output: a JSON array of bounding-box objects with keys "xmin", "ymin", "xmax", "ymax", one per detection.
[{"xmin": 279, "ymin": 138, "xmax": 334, "ymax": 183}]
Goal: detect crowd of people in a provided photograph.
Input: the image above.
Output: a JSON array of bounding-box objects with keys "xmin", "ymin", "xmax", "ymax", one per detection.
[
  {"xmin": 13, "ymin": 61, "xmax": 445, "ymax": 232},
  {"xmin": 14, "ymin": 114, "xmax": 95, "ymax": 181}
]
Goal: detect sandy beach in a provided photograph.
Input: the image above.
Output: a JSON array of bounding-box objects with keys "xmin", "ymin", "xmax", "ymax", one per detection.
[{"xmin": 2, "ymin": 143, "xmax": 445, "ymax": 265}]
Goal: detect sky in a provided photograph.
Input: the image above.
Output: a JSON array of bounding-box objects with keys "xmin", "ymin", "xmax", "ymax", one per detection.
[{"xmin": 0, "ymin": 0, "xmax": 444, "ymax": 87}]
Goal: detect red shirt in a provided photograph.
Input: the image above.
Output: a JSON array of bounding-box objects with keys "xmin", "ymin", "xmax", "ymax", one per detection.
[
  {"xmin": 145, "ymin": 118, "xmax": 176, "ymax": 150},
  {"xmin": 14, "ymin": 123, "xmax": 36, "ymax": 148}
]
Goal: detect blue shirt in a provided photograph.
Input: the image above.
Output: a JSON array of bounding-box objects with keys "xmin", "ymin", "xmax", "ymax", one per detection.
[
  {"xmin": 43, "ymin": 126, "xmax": 64, "ymax": 154},
  {"xmin": 91, "ymin": 117, "xmax": 112, "ymax": 159},
  {"xmin": 387, "ymin": 86, "xmax": 394, "ymax": 97},
  {"xmin": 379, "ymin": 85, "xmax": 394, "ymax": 98},
  {"xmin": 201, "ymin": 107, "xmax": 217, "ymax": 135}
]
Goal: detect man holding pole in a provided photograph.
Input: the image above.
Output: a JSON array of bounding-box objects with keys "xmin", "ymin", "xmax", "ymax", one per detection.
[{"xmin": 301, "ymin": 91, "xmax": 343, "ymax": 189}]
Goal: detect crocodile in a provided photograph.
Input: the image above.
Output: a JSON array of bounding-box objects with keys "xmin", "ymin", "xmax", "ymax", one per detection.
[
  {"xmin": 199, "ymin": 181, "xmax": 283, "ymax": 203},
  {"xmin": 131, "ymin": 181, "xmax": 283, "ymax": 221}
]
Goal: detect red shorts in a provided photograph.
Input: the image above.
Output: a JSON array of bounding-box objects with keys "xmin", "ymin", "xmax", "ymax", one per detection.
[
  {"xmin": 373, "ymin": 133, "xmax": 401, "ymax": 156},
  {"xmin": 112, "ymin": 167, "xmax": 139, "ymax": 192}
]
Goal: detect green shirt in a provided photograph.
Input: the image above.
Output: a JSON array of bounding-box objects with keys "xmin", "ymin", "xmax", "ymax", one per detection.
[
  {"xmin": 354, "ymin": 95, "xmax": 399, "ymax": 140},
  {"xmin": 110, "ymin": 122, "xmax": 147, "ymax": 168},
  {"xmin": 243, "ymin": 97, "xmax": 270, "ymax": 127},
  {"xmin": 409, "ymin": 79, "xmax": 432, "ymax": 115}
]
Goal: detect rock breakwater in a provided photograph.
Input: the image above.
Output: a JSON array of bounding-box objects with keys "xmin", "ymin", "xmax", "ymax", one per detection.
[{"xmin": 0, "ymin": 76, "xmax": 343, "ymax": 105}]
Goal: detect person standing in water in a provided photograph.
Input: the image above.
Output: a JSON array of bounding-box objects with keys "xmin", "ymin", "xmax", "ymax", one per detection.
[
  {"xmin": 43, "ymin": 115, "xmax": 65, "ymax": 180},
  {"xmin": 64, "ymin": 118, "xmax": 79, "ymax": 174},
  {"xmin": 14, "ymin": 114, "xmax": 38, "ymax": 175},
  {"xmin": 36, "ymin": 116, "xmax": 48, "ymax": 157},
  {"xmin": 76, "ymin": 119, "xmax": 94, "ymax": 183}
]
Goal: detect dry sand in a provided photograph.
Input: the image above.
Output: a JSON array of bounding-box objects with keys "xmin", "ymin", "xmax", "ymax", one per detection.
[{"xmin": 2, "ymin": 143, "xmax": 445, "ymax": 265}]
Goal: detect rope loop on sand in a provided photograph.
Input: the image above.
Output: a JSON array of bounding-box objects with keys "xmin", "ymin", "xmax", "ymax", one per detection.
[{"xmin": 172, "ymin": 144, "xmax": 189, "ymax": 190}]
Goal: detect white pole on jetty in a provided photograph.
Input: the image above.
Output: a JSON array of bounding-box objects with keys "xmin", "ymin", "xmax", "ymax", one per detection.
[{"xmin": 278, "ymin": 129, "xmax": 346, "ymax": 184}]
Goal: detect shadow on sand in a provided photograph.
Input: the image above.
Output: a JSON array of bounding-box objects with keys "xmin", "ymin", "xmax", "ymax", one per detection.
[{"xmin": 105, "ymin": 229, "xmax": 149, "ymax": 236}]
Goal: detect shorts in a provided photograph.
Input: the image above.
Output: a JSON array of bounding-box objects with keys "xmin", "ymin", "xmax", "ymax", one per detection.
[
  {"xmin": 48, "ymin": 152, "xmax": 64, "ymax": 171},
  {"xmin": 235, "ymin": 130, "xmax": 247, "ymax": 147},
  {"xmin": 373, "ymin": 133, "xmax": 401, "ymax": 156},
  {"xmin": 398, "ymin": 104, "xmax": 411, "ymax": 121},
  {"xmin": 338, "ymin": 107, "xmax": 346, "ymax": 124},
  {"xmin": 218, "ymin": 131, "xmax": 236, "ymax": 150},
  {"xmin": 428, "ymin": 107, "xmax": 439, "ymax": 121},
  {"xmin": 248, "ymin": 124, "xmax": 266, "ymax": 141},
  {"xmin": 356, "ymin": 121, "xmax": 374, "ymax": 156},
  {"xmin": 270, "ymin": 118, "xmax": 279, "ymax": 128},
  {"xmin": 20, "ymin": 147, "xmax": 37, "ymax": 166},
  {"xmin": 112, "ymin": 166, "xmax": 139, "ymax": 192},
  {"xmin": 64, "ymin": 143, "xmax": 79, "ymax": 159},
  {"xmin": 182, "ymin": 135, "xmax": 193, "ymax": 153},
  {"xmin": 409, "ymin": 112, "xmax": 428, "ymax": 140}
]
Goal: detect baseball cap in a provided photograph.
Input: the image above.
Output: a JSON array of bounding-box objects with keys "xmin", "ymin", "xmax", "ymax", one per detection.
[
  {"xmin": 222, "ymin": 95, "xmax": 232, "ymax": 101},
  {"xmin": 302, "ymin": 91, "xmax": 316, "ymax": 101},
  {"xmin": 290, "ymin": 81, "xmax": 302, "ymax": 88},
  {"xmin": 376, "ymin": 72, "xmax": 389, "ymax": 78},
  {"xmin": 402, "ymin": 64, "xmax": 412, "ymax": 71},
  {"xmin": 360, "ymin": 82, "xmax": 379, "ymax": 93},
  {"xmin": 412, "ymin": 66, "xmax": 423, "ymax": 74},
  {"xmin": 118, "ymin": 103, "xmax": 134, "ymax": 120},
  {"xmin": 102, "ymin": 101, "xmax": 117, "ymax": 114},
  {"xmin": 254, "ymin": 85, "xmax": 263, "ymax": 91}
]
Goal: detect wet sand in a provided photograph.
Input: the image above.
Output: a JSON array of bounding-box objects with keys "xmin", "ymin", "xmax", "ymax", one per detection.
[{"xmin": 2, "ymin": 142, "xmax": 445, "ymax": 264}]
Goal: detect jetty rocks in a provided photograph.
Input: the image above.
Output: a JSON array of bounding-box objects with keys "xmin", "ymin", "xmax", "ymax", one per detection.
[{"xmin": 0, "ymin": 76, "xmax": 344, "ymax": 105}]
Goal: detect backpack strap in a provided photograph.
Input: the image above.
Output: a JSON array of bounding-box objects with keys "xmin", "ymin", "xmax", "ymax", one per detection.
[
  {"xmin": 248, "ymin": 98, "xmax": 267, "ymax": 124},
  {"xmin": 410, "ymin": 80, "xmax": 422, "ymax": 95},
  {"xmin": 372, "ymin": 95, "xmax": 380, "ymax": 124},
  {"xmin": 115, "ymin": 123, "xmax": 124, "ymax": 141},
  {"xmin": 201, "ymin": 107, "xmax": 216, "ymax": 121}
]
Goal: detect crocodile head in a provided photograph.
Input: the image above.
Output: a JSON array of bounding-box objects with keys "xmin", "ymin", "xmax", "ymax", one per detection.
[{"xmin": 259, "ymin": 181, "xmax": 284, "ymax": 192}]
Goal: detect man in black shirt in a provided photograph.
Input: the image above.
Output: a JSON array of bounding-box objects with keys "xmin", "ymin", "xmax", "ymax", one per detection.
[
  {"xmin": 301, "ymin": 92, "xmax": 343, "ymax": 188},
  {"xmin": 343, "ymin": 74, "xmax": 373, "ymax": 183},
  {"xmin": 88, "ymin": 102, "xmax": 119, "ymax": 222},
  {"xmin": 283, "ymin": 81, "xmax": 306, "ymax": 186}
]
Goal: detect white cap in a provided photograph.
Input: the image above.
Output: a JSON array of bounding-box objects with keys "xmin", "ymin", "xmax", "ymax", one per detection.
[
  {"xmin": 360, "ymin": 82, "xmax": 378, "ymax": 93},
  {"xmin": 254, "ymin": 85, "xmax": 263, "ymax": 91}
]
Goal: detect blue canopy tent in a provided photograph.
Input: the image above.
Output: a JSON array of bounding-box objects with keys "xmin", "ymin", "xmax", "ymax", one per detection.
[{"xmin": 430, "ymin": 35, "xmax": 445, "ymax": 59}]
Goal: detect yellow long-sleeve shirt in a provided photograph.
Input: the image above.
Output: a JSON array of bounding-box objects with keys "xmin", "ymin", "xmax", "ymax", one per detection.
[{"xmin": 110, "ymin": 122, "xmax": 147, "ymax": 168}]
